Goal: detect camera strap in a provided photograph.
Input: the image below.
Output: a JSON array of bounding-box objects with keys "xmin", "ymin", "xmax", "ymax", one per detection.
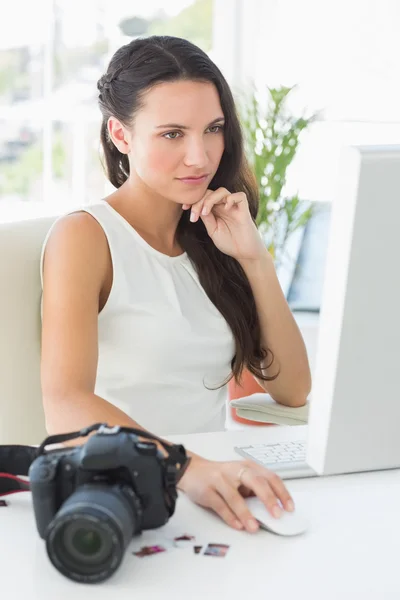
[
  {"xmin": 0, "ymin": 423, "xmax": 190, "ymax": 499},
  {"xmin": 0, "ymin": 444, "xmax": 37, "ymax": 496},
  {"xmin": 0, "ymin": 430, "xmax": 89, "ymax": 496}
]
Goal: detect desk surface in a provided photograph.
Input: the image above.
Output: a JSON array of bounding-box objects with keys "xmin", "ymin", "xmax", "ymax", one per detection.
[{"xmin": 2, "ymin": 426, "xmax": 400, "ymax": 600}]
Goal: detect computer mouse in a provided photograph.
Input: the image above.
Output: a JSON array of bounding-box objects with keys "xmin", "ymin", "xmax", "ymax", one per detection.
[{"xmin": 245, "ymin": 497, "xmax": 309, "ymax": 536}]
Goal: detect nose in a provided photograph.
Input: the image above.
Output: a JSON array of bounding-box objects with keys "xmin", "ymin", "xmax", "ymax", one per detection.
[{"xmin": 183, "ymin": 136, "xmax": 208, "ymax": 169}]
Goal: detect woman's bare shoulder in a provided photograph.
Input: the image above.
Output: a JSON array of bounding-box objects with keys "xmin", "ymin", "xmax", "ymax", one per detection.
[
  {"xmin": 49, "ymin": 210, "xmax": 106, "ymax": 240},
  {"xmin": 43, "ymin": 210, "xmax": 109, "ymax": 281}
]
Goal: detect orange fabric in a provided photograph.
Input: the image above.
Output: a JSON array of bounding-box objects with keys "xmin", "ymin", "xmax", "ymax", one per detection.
[{"xmin": 228, "ymin": 369, "xmax": 273, "ymax": 426}]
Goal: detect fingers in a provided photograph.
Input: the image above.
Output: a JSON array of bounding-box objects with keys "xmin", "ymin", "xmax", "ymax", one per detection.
[
  {"xmin": 201, "ymin": 191, "xmax": 245, "ymax": 219},
  {"xmin": 241, "ymin": 465, "xmax": 295, "ymax": 517},
  {"xmin": 187, "ymin": 189, "xmax": 214, "ymax": 222},
  {"xmin": 206, "ymin": 490, "xmax": 245, "ymax": 531},
  {"xmin": 183, "ymin": 188, "xmax": 247, "ymax": 222},
  {"xmin": 200, "ymin": 188, "xmax": 231, "ymax": 219},
  {"xmin": 188, "ymin": 201, "xmax": 205, "ymax": 222},
  {"xmin": 188, "ymin": 461, "xmax": 294, "ymax": 533},
  {"xmin": 240, "ymin": 469, "xmax": 283, "ymax": 518},
  {"xmin": 223, "ymin": 195, "xmax": 237, "ymax": 211},
  {"xmin": 189, "ymin": 188, "xmax": 232, "ymax": 222},
  {"xmin": 265, "ymin": 470, "xmax": 295, "ymax": 512},
  {"xmin": 216, "ymin": 476, "xmax": 260, "ymax": 532}
]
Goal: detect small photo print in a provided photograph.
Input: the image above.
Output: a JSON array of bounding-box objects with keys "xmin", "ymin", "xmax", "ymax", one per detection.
[
  {"xmin": 193, "ymin": 545, "xmax": 203, "ymax": 554},
  {"xmin": 203, "ymin": 543, "xmax": 230, "ymax": 558},
  {"xmin": 174, "ymin": 534, "xmax": 195, "ymax": 542},
  {"xmin": 173, "ymin": 533, "xmax": 195, "ymax": 548},
  {"xmin": 133, "ymin": 545, "xmax": 167, "ymax": 558}
]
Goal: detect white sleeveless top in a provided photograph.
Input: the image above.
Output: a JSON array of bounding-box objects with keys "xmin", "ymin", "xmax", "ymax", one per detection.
[{"xmin": 40, "ymin": 201, "xmax": 236, "ymax": 436}]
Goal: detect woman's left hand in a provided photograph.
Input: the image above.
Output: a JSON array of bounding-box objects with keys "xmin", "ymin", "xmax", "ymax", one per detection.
[{"xmin": 183, "ymin": 188, "xmax": 266, "ymax": 262}]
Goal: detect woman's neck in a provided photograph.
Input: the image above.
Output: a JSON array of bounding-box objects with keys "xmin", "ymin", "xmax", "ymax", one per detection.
[{"xmin": 106, "ymin": 176, "xmax": 185, "ymax": 256}]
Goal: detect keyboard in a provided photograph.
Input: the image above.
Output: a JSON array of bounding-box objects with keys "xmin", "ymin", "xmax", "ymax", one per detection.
[{"xmin": 234, "ymin": 440, "xmax": 316, "ymax": 479}]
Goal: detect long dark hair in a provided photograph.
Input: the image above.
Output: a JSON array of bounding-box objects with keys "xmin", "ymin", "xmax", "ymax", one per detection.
[{"xmin": 97, "ymin": 35, "xmax": 278, "ymax": 386}]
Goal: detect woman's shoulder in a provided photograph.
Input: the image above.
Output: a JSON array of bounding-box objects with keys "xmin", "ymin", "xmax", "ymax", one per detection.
[
  {"xmin": 42, "ymin": 209, "xmax": 110, "ymax": 276},
  {"xmin": 48, "ymin": 208, "xmax": 104, "ymax": 243}
]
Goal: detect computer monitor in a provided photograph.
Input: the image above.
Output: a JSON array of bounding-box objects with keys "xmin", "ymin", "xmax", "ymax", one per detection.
[{"xmin": 306, "ymin": 144, "xmax": 400, "ymax": 475}]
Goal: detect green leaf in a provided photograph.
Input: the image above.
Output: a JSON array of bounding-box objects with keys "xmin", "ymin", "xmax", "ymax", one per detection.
[{"xmin": 237, "ymin": 84, "xmax": 317, "ymax": 265}]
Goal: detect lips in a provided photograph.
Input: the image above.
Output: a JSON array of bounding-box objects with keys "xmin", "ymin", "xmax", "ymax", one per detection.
[
  {"xmin": 177, "ymin": 174, "xmax": 210, "ymax": 185},
  {"xmin": 178, "ymin": 174, "xmax": 209, "ymax": 181}
]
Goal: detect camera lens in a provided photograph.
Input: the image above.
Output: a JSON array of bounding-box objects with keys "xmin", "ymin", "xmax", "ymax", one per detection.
[
  {"xmin": 46, "ymin": 484, "xmax": 139, "ymax": 583},
  {"xmin": 72, "ymin": 528, "xmax": 102, "ymax": 556},
  {"xmin": 58, "ymin": 518, "xmax": 114, "ymax": 567},
  {"xmin": 65, "ymin": 522, "xmax": 111, "ymax": 561}
]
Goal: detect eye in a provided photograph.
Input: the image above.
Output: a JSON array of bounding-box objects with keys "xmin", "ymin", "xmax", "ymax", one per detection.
[
  {"xmin": 163, "ymin": 131, "xmax": 182, "ymax": 140},
  {"xmin": 207, "ymin": 125, "xmax": 224, "ymax": 133}
]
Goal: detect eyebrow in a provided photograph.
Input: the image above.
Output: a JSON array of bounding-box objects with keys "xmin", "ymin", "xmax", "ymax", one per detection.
[{"xmin": 155, "ymin": 117, "xmax": 225, "ymax": 130}]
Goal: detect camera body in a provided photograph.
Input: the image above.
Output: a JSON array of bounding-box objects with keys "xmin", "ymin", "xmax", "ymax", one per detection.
[
  {"xmin": 29, "ymin": 427, "xmax": 171, "ymax": 536},
  {"xmin": 28, "ymin": 425, "xmax": 187, "ymax": 583}
]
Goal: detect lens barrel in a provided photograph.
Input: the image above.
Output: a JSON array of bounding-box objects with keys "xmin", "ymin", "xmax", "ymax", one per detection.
[{"xmin": 46, "ymin": 484, "xmax": 137, "ymax": 583}]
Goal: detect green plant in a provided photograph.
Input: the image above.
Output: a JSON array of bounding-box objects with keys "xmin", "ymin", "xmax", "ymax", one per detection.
[{"xmin": 239, "ymin": 85, "xmax": 317, "ymax": 268}]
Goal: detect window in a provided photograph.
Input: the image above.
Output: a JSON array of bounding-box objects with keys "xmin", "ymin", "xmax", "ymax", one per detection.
[{"xmin": 0, "ymin": 0, "xmax": 213, "ymax": 221}]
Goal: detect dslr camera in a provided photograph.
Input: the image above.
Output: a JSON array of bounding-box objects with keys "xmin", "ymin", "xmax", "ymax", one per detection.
[{"xmin": 28, "ymin": 423, "xmax": 190, "ymax": 583}]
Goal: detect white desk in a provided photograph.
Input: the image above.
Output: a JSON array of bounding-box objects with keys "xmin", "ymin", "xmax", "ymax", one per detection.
[{"xmin": 2, "ymin": 426, "xmax": 400, "ymax": 600}]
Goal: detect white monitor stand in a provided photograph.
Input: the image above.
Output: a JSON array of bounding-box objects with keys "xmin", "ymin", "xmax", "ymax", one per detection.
[{"xmin": 307, "ymin": 144, "xmax": 400, "ymax": 476}]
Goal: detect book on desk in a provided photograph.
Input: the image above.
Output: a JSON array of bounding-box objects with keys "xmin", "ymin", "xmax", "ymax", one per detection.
[{"xmin": 230, "ymin": 393, "xmax": 309, "ymax": 426}]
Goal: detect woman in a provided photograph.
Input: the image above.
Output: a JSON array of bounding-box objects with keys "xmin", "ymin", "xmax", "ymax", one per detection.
[{"xmin": 40, "ymin": 35, "xmax": 311, "ymax": 534}]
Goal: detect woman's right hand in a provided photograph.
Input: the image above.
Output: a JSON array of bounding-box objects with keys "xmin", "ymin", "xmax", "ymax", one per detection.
[{"xmin": 177, "ymin": 455, "xmax": 295, "ymax": 533}]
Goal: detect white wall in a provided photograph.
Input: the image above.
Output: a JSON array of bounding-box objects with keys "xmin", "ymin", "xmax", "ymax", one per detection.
[{"xmin": 212, "ymin": 0, "xmax": 400, "ymax": 203}]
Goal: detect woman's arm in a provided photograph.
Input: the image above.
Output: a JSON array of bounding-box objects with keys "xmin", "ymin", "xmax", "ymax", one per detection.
[
  {"xmin": 41, "ymin": 213, "xmax": 295, "ymax": 532},
  {"xmin": 41, "ymin": 212, "xmax": 186, "ymax": 451},
  {"xmin": 238, "ymin": 249, "xmax": 312, "ymax": 407},
  {"xmin": 188, "ymin": 187, "xmax": 311, "ymax": 407}
]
